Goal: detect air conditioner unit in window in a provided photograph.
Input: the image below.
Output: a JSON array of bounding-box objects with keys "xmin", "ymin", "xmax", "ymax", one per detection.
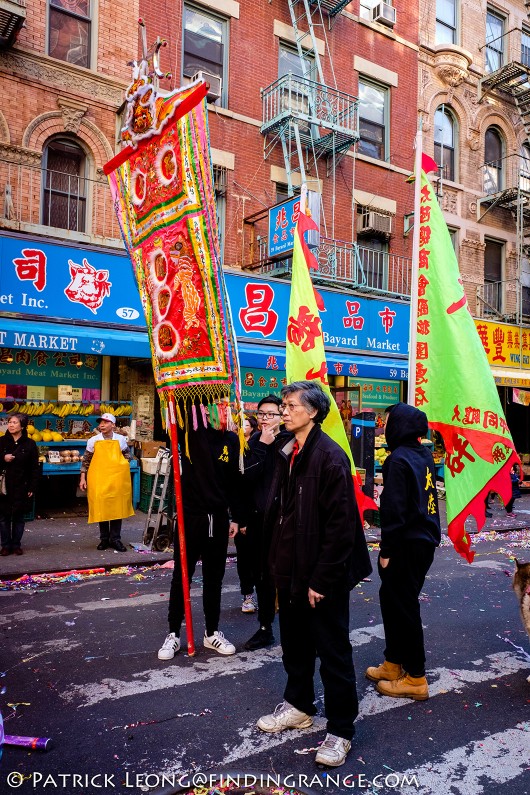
[
  {"xmin": 371, "ymin": 2, "xmax": 396, "ymax": 26},
  {"xmin": 192, "ymin": 70, "xmax": 222, "ymax": 102},
  {"xmin": 357, "ymin": 211, "xmax": 393, "ymax": 235}
]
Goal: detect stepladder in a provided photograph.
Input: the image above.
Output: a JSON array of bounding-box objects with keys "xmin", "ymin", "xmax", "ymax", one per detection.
[{"xmin": 142, "ymin": 449, "xmax": 175, "ymax": 552}]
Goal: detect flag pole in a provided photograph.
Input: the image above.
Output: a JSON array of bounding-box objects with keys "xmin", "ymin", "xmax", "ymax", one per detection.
[
  {"xmin": 167, "ymin": 396, "xmax": 195, "ymax": 656},
  {"xmin": 407, "ymin": 117, "xmax": 423, "ymax": 406}
]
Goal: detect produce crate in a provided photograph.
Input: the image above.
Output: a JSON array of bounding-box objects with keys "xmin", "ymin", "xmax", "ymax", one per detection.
[
  {"xmin": 23, "ymin": 496, "xmax": 36, "ymax": 522},
  {"xmin": 139, "ymin": 471, "xmax": 174, "ymax": 514}
]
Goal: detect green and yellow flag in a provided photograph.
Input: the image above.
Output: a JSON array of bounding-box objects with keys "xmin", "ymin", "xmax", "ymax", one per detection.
[
  {"xmin": 413, "ymin": 171, "xmax": 519, "ymax": 562},
  {"xmin": 286, "ymin": 208, "xmax": 377, "ymax": 516}
]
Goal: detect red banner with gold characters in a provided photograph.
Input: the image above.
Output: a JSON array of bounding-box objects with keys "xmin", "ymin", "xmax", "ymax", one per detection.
[{"xmin": 104, "ymin": 77, "xmax": 241, "ymax": 431}]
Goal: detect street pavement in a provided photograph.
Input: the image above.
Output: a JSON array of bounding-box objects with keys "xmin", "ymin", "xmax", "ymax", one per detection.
[
  {"xmin": 1, "ymin": 489, "xmax": 530, "ymax": 580},
  {"xmin": 0, "ymin": 529, "xmax": 529, "ymax": 795}
]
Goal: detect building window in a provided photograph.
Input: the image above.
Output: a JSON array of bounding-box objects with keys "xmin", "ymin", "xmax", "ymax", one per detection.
[
  {"xmin": 434, "ymin": 106, "xmax": 456, "ymax": 182},
  {"xmin": 520, "ymin": 144, "xmax": 530, "ymax": 192},
  {"xmin": 484, "ymin": 238, "xmax": 504, "ymax": 314},
  {"xmin": 447, "ymin": 227, "xmax": 458, "ymax": 251},
  {"xmin": 42, "ymin": 138, "xmax": 87, "ymax": 232},
  {"xmin": 522, "ymin": 28, "xmax": 530, "ymax": 68},
  {"xmin": 182, "ymin": 4, "xmax": 227, "ymax": 106},
  {"xmin": 358, "ymin": 236, "xmax": 388, "ymax": 291},
  {"xmin": 48, "ymin": 0, "xmax": 91, "ymax": 68},
  {"xmin": 279, "ymin": 43, "xmax": 314, "ymax": 81},
  {"xmin": 436, "ymin": 0, "xmax": 457, "ymax": 44},
  {"xmin": 485, "ymin": 9, "xmax": 504, "ymax": 73},
  {"xmin": 484, "ymin": 127, "xmax": 503, "ymax": 194},
  {"xmin": 213, "ymin": 165, "xmax": 227, "ymax": 262},
  {"xmin": 358, "ymin": 78, "xmax": 388, "ymax": 161}
]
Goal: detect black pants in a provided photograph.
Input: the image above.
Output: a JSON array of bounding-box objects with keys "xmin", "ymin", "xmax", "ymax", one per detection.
[
  {"xmin": 277, "ymin": 587, "xmax": 358, "ymax": 742},
  {"xmin": 99, "ymin": 519, "xmax": 122, "ymax": 542},
  {"xmin": 248, "ymin": 511, "xmax": 276, "ymax": 628},
  {"xmin": 0, "ymin": 510, "xmax": 25, "ymax": 549},
  {"xmin": 378, "ymin": 541, "xmax": 436, "ymax": 677},
  {"xmin": 234, "ymin": 530, "xmax": 254, "ymax": 596},
  {"xmin": 168, "ymin": 511, "xmax": 229, "ymax": 637}
]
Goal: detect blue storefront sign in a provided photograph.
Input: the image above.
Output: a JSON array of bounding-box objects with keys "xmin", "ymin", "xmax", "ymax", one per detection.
[
  {"xmin": 228, "ymin": 272, "xmax": 409, "ymax": 356},
  {"xmin": 0, "ymin": 234, "xmax": 409, "ymax": 377},
  {"xmin": 0, "ymin": 235, "xmax": 143, "ymax": 326}
]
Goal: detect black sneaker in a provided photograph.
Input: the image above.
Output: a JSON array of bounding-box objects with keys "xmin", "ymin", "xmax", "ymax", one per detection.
[
  {"xmin": 244, "ymin": 626, "xmax": 275, "ymax": 651},
  {"xmin": 97, "ymin": 541, "xmax": 110, "ymax": 550},
  {"xmin": 111, "ymin": 540, "xmax": 127, "ymax": 552}
]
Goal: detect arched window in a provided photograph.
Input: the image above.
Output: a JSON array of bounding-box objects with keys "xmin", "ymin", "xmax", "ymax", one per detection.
[
  {"xmin": 42, "ymin": 138, "xmax": 87, "ymax": 232},
  {"xmin": 484, "ymin": 127, "xmax": 503, "ymax": 194},
  {"xmin": 434, "ymin": 106, "xmax": 456, "ymax": 181}
]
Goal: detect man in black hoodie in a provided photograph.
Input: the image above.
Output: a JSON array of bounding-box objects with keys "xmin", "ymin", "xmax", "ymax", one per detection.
[
  {"xmin": 366, "ymin": 402, "xmax": 441, "ymax": 701},
  {"xmin": 257, "ymin": 381, "xmax": 372, "ymax": 768},
  {"xmin": 157, "ymin": 414, "xmax": 242, "ymax": 659},
  {"xmin": 241, "ymin": 394, "xmax": 290, "ymax": 651}
]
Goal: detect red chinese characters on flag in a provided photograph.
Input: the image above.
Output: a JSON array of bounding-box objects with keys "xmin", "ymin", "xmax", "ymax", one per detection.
[
  {"xmin": 287, "ymin": 305, "xmax": 322, "ymax": 352},
  {"xmin": 239, "ymin": 283, "xmax": 279, "ymax": 337},
  {"xmin": 13, "ymin": 249, "xmax": 47, "ymax": 292}
]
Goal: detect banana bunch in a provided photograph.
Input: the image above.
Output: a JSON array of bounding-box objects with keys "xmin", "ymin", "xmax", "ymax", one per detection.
[
  {"xmin": 6, "ymin": 402, "xmax": 20, "ymax": 413},
  {"xmin": 114, "ymin": 404, "xmax": 132, "ymax": 416}
]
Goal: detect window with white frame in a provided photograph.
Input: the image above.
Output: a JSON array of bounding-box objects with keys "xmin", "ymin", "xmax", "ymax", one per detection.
[
  {"xmin": 484, "ymin": 126, "xmax": 504, "ymax": 194},
  {"xmin": 485, "ymin": 9, "xmax": 505, "ymax": 73},
  {"xmin": 213, "ymin": 164, "xmax": 227, "ymax": 262},
  {"xmin": 522, "ymin": 28, "xmax": 530, "ymax": 68},
  {"xmin": 436, "ymin": 0, "xmax": 457, "ymax": 44},
  {"xmin": 484, "ymin": 238, "xmax": 504, "ymax": 314},
  {"xmin": 48, "ymin": 0, "xmax": 91, "ymax": 68},
  {"xmin": 278, "ymin": 43, "xmax": 314, "ymax": 81},
  {"xmin": 434, "ymin": 106, "xmax": 457, "ymax": 182},
  {"xmin": 42, "ymin": 138, "xmax": 87, "ymax": 232},
  {"xmin": 182, "ymin": 4, "xmax": 228, "ymax": 105},
  {"xmin": 357, "ymin": 235, "xmax": 389, "ymax": 292},
  {"xmin": 358, "ymin": 78, "xmax": 388, "ymax": 161}
]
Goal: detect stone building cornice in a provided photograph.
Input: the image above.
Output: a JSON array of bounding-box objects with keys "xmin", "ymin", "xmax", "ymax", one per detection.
[
  {"xmin": 0, "ymin": 143, "xmax": 41, "ymax": 165},
  {"xmin": 0, "ymin": 47, "xmax": 127, "ymax": 108}
]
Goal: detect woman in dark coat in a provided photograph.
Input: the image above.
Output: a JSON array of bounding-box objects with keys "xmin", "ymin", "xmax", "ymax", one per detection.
[{"xmin": 0, "ymin": 413, "xmax": 40, "ymax": 556}]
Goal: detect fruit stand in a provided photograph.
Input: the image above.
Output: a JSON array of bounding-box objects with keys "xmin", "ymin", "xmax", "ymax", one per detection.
[{"xmin": 0, "ymin": 400, "xmax": 140, "ymax": 508}]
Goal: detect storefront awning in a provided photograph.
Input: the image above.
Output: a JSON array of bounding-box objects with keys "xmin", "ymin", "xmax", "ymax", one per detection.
[
  {"xmin": 237, "ymin": 342, "xmax": 408, "ymax": 381},
  {"xmin": 492, "ymin": 368, "xmax": 530, "ymax": 387},
  {"xmin": 0, "ymin": 318, "xmax": 151, "ymax": 358}
]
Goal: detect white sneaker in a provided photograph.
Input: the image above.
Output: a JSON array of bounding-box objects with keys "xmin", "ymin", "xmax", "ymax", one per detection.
[
  {"xmin": 257, "ymin": 701, "xmax": 313, "ymax": 733},
  {"xmin": 315, "ymin": 733, "xmax": 352, "ymax": 767},
  {"xmin": 203, "ymin": 630, "xmax": 236, "ymax": 655},
  {"xmin": 157, "ymin": 632, "xmax": 180, "ymax": 660},
  {"xmin": 241, "ymin": 594, "xmax": 256, "ymax": 613}
]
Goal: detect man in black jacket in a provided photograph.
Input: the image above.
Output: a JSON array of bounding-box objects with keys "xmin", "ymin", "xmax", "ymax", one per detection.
[
  {"xmin": 157, "ymin": 416, "xmax": 242, "ymax": 659},
  {"xmin": 366, "ymin": 402, "xmax": 441, "ymax": 701},
  {"xmin": 257, "ymin": 381, "xmax": 371, "ymax": 768},
  {"xmin": 242, "ymin": 394, "xmax": 290, "ymax": 651}
]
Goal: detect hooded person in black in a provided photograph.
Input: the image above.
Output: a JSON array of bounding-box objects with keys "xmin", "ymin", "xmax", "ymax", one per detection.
[
  {"xmin": 366, "ymin": 402, "xmax": 441, "ymax": 701},
  {"xmin": 157, "ymin": 410, "xmax": 243, "ymax": 660}
]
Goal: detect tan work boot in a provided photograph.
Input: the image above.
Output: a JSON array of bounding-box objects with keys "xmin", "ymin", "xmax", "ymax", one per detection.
[
  {"xmin": 376, "ymin": 673, "xmax": 429, "ymax": 700},
  {"xmin": 365, "ymin": 660, "xmax": 403, "ymax": 682}
]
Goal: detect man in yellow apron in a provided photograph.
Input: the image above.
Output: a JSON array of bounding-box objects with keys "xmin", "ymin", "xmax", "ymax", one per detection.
[{"xmin": 79, "ymin": 413, "xmax": 133, "ymax": 551}]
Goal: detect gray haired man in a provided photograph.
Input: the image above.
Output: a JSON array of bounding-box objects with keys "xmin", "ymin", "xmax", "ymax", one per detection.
[{"xmin": 257, "ymin": 381, "xmax": 371, "ymax": 767}]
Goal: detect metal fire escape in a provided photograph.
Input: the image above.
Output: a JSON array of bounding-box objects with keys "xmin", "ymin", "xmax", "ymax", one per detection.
[
  {"xmin": 476, "ymin": 24, "xmax": 530, "ymax": 321},
  {"xmin": 261, "ymin": 0, "xmax": 359, "ymax": 213}
]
